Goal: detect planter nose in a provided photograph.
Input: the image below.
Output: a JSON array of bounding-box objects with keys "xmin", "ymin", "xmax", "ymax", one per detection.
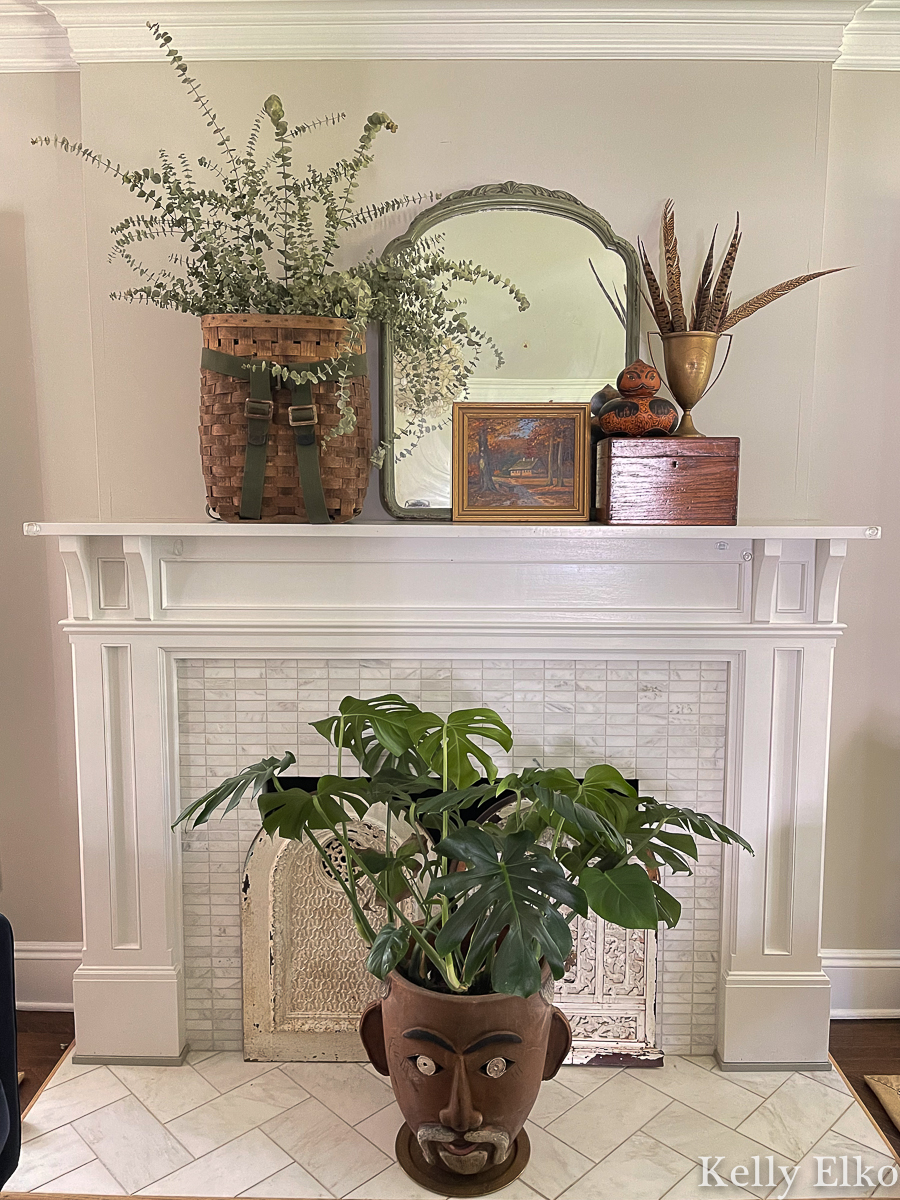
[{"xmin": 440, "ymin": 1059, "xmax": 483, "ymax": 1133}]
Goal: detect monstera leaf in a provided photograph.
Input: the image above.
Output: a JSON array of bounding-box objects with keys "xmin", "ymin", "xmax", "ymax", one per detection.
[
  {"xmin": 366, "ymin": 923, "xmax": 409, "ymax": 979},
  {"xmin": 579, "ymin": 863, "xmax": 659, "ymax": 928},
  {"xmin": 311, "ymin": 694, "xmax": 424, "ymax": 773},
  {"xmin": 409, "ymin": 709, "xmax": 513, "ymax": 788},
  {"xmin": 428, "ymin": 829, "xmax": 586, "ymax": 996},
  {"xmin": 257, "ymin": 780, "xmax": 366, "ymax": 840},
  {"xmin": 173, "ymin": 751, "xmax": 296, "ymax": 829}
]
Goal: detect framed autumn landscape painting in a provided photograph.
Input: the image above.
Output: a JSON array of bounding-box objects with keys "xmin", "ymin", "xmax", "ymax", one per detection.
[{"xmin": 452, "ymin": 402, "xmax": 591, "ymax": 523}]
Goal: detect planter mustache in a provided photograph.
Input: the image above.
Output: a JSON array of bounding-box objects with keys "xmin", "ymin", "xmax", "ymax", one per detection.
[{"xmin": 361, "ymin": 968, "xmax": 571, "ymax": 1195}]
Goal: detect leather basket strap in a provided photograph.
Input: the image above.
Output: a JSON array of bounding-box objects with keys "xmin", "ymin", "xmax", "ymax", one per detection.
[{"xmin": 200, "ymin": 346, "xmax": 366, "ymax": 524}]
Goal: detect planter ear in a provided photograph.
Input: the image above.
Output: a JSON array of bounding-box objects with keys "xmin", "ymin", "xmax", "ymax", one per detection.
[
  {"xmin": 542, "ymin": 1008, "xmax": 572, "ymax": 1080},
  {"xmin": 359, "ymin": 998, "xmax": 390, "ymax": 1075}
]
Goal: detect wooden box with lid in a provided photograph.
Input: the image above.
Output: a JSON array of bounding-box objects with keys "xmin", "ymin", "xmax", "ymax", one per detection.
[{"xmin": 595, "ymin": 437, "xmax": 739, "ymax": 525}]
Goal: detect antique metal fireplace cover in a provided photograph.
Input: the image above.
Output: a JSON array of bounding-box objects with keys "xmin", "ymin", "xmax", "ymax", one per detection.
[{"xmin": 241, "ymin": 821, "xmax": 660, "ymax": 1064}]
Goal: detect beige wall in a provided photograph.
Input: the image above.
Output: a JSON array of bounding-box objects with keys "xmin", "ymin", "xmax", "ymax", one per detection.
[
  {"xmin": 813, "ymin": 71, "xmax": 900, "ymax": 951},
  {"xmin": 1, "ymin": 54, "xmax": 896, "ymax": 992},
  {"xmin": 0, "ymin": 71, "xmax": 92, "ymax": 947}
]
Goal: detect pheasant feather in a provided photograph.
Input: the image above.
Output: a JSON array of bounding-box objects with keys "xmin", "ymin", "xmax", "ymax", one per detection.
[
  {"xmin": 719, "ymin": 267, "xmax": 847, "ymax": 331},
  {"xmin": 662, "ymin": 199, "xmax": 687, "ymax": 332},
  {"xmin": 707, "ymin": 215, "xmax": 740, "ymax": 331},
  {"xmin": 638, "ymin": 237, "xmax": 672, "ymax": 332},
  {"xmin": 691, "ymin": 227, "xmax": 717, "ymax": 331}
]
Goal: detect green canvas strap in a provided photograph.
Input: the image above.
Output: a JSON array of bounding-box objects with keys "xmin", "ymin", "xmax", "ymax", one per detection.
[{"xmin": 200, "ymin": 346, "xmax": 366, "ymax": 523}]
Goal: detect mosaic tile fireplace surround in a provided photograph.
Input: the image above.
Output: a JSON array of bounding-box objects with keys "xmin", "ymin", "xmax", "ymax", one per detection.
[
  {"xmin": 177, "ymin": 655, "xmax": 727, "ymax": 1057},
  {"xmin": 30, "ymin": 520, "xmax": 878, "ymax": 1070}
]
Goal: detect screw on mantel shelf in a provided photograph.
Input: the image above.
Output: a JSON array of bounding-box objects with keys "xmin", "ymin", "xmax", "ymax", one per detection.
[
  {"xmin": 23, "ymin": 522, "xmax": 41, "ymax": 535},
  {"xmin": 866, "ymin": 527, "xmax": 881, "ymax": 539}
]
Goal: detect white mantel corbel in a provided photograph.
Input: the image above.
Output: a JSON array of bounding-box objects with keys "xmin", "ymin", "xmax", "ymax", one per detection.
[{"xmin": 27, "ymin": 520, "xmax": 880, "ymax": 1069}]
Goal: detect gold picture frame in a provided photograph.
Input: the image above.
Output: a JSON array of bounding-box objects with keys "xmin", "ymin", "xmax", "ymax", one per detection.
[{"xmin": 452, "ymin": 402, "xmax": 591, "ymax": 523}]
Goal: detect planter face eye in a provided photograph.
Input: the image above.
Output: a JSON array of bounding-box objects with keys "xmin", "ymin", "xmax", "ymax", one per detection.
[{"xmin": 360, "ymin": 973, "xmax": 572, "ymax": 1179}]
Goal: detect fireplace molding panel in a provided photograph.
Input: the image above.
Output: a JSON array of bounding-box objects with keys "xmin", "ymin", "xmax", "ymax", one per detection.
[{"xmin": 28, "ymin": 521, "xmax": 879, "ymax": 1068}]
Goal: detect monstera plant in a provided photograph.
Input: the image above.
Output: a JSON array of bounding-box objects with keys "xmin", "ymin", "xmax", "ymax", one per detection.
[{"xmin": 176, "ymin": 694, "xmax": 750, "ymax": 1194}]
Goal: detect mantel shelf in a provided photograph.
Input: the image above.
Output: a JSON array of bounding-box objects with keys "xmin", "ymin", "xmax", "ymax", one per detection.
[{"xmin": 23, "ymin": 520, "xmax": 882, "ymax": 541}]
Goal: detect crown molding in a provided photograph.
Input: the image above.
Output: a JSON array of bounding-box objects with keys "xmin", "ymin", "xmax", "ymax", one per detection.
[
  {"xmin": 28, "ymin": 0, "xmax": 867, "ymax": 65},
  {"xmin": 0, "ymin": 0, "xmax": 75, "ymax": 69},
  {"xmin": 835, "ymin": 0, "xmax": 900, "ymax": 68}
]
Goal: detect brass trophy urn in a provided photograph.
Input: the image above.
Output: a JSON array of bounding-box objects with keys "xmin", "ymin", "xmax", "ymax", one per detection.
[
  {"xmin": 660, "ymin": 330, "xmax": 724, "ymax": 438},
  {"xmin": 639, "ymin": 199, "xmax": 845, "ymax": 438}
]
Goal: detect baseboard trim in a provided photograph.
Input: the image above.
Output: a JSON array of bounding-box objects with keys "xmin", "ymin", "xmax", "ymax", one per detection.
[
  {"xmin": 13, "ymin": 941, "xmax": 82, "ymax": 1009},
  {"xmin": 823, "ymin": 949, "xmax": 900, "ymax": 1018},
  {"xmin": 16, "ymin": 1000, "xmax": 75, "ymax": 1012},
  {"xmin": 831, "ymin": 1008, "xmax": 900, "ymax": 1019},
  {"xmin": 72, "ymin": 1046, "xmax": 188, "ymax": 1067},
  {"xmin": 717, "ymin": 1055, "xmax": 832, "ymax": 1072}
]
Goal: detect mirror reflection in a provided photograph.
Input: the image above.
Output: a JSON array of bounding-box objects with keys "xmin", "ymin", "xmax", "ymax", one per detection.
[{"xmin": 384, "ymin": 192, "xmax": 637, "ymax": 515}]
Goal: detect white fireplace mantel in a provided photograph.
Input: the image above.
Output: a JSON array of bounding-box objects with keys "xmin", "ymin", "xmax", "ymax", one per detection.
[{"xmin": 28, "ymin": 520, "xmax": 880, "ymax": 1070}]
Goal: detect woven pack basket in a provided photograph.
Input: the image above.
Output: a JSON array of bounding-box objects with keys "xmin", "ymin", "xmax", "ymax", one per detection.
[{"xmin": 200, "ymin": 313, "xmax": 371, "ymax": 523}]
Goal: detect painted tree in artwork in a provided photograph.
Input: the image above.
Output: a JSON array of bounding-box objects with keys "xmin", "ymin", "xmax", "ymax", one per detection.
[{"xmin": 476, "ymin": 423, "xmax": 498, "ymax": 492}]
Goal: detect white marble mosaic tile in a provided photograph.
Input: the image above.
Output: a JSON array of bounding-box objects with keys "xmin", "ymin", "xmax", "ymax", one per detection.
[{"xmin": 176, "ymin": 658, "xmax": 728, "ymax": 1055}]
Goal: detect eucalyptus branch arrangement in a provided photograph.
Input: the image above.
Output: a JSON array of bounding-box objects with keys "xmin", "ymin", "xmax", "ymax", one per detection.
[
  {"xmin": 176, "ymin": 693, "xmax": 751, "ymax": 999},
  {"xmin": 639, "ymin": 199, "xmax": 845, "ymax": 335},
  {"xmin": 33, "ymin": 24, "xmax": 527, "ymax": 445}
]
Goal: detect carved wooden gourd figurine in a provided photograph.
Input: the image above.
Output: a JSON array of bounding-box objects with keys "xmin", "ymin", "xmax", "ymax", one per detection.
[{"xmin": 595, "ymin": 359, "xmax": 678, "ymax": 438}]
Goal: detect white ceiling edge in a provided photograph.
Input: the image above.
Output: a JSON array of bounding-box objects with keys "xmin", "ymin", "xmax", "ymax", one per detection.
[
  {"xmin": 0, "ymin": 0, "xmax": 75, "ymax": 69},
  {"xmin": 0, "ymin": 0, "xmax": 896, "ymax": 74},
  {"xmin": 835, "ymin": 0, "xmax": 900, "ymax": 67}
]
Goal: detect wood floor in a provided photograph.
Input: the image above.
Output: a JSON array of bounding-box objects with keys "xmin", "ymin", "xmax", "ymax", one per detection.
[
  {"xmin": 15, "ymin": 1011, "xmax": 74, "ymax": 1112},
  {"xmin": 829, "ymin": 1018, "xmax": 900, "ymax": 1158}
]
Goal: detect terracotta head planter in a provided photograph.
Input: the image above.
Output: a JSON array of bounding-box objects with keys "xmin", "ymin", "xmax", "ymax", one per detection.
[
  {"xmin": 361, "ymin": 970, "xmax": 571, "ymax": 1194},
  {"xmin": 594, "ymin": 359, "xmax": 678, "ymax": 437}
]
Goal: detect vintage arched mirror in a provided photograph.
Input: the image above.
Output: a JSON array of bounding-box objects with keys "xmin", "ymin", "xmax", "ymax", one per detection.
[{"xmin": 379, "ymin": 182, "xmax": 640, "ymax": 519}]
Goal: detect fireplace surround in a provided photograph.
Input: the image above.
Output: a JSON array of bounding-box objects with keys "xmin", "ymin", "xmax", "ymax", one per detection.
[{"xmin": 26, "ymin": 519, "xmax": 879, "ymax": 1070}]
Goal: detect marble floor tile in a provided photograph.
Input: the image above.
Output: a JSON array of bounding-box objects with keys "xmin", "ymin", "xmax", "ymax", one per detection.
[
  {"xmin": 809, "ymin": 1067, "xmax": 853, "ymax": 1095},
  {"xmin": 558, "ymin": 1131, "xmax": 694, "ymax": 1200},
  {"xmin": 682, "ymin": 1056, "xmax": 717, "ymax": 1072},
  {"xmin": 229, "ymin": 1067, "xmax": 310, "ymax": 1112},
  {"xmin": 263, "ymin": 1097, "xmax": 391, "ymax": 1196},
  {"xmin": 108, "ymin": 1063, "xmax": 219, "ymax": 1122},
  {"xmin": 487, "ymin": 1180, "xmax": 545, "ymax": 1200},
  {"xmin": 34, "ymin": 1159, "xmax": 126, "ymax": 1194},
  {"xmin": 644, "ymin": 1100, "xmax": 795, "ymax": 1199},
  {"xmin": 186, "ymin": 1049, "xmax": 218, "ymax": 1066},
  {"xmin": 709, "ymin": 1067, "xmax": 796, "ymax": 1099},
  {"xmin": 555, "ymin": 1065, "xmax": 618, "ymax": 1097},
  {"xmin": 343, "ymin": 1161, "xmax": 444, "ymax": 1200},
  {"xmin": 3, "ymin": 1124, "xmax": 95, "ymax": 1191},
  {"xmin": 21, "ymin": 1067, "xmax": 131, "ymax": 1142},
  {"xmin": 138, "ymin": 1129, "xmax": 292, "ymax": 1197},
  {"xmin": 737, "ymin": 1073, "xmax": 855, "ymax": 1161},
  {"xmin": 528, "ymin": 1080, "xmax": 582, "ymax": 1129},
  {"xmin": 191, "ymin": 1051, "xmax": 278, "ymax": 1093},
  {"xmin": 44, "ymin": 1050, "xmax": 100, "ymax": 1090},
  {"xmin": 546, "ymin": 1070, "xmax": 672, "ymax": 1161},
  {"xmin": 166, "ymin": 1089, "xmax": 291, "ymax": 1157},
  {"xmin": 520, "ymin": 1121, "xmax": 594, "ymax": 1200},
  {"xmin": 354, "ymin": 1100, "xmax": 404, "ymax": 1158},
  {"xmin": 785, "ymin": 1128, "xmax": 898, "ymax": 1198},
  {"xmin": 662, "ymin": 1162, "xmax": 758, "ymax": 1199},
  {"xmin": 832, "ymin": 1101, "xmax": 898, "ymax": 1157},
  {"xmin": 238, "ymin": 1162, "xmax": 333, "ymax": 1198},
  {"xmin": 73, "ymin": 1095, "xmax": 194, "ymax": 1193},
  {"xmin": 281, "ymin": 1061, "xmax": 394, "ymax": 1125},
  {"xmin": 634, "ymin": 1057, "xmax": 763, "ymax": 1127}
]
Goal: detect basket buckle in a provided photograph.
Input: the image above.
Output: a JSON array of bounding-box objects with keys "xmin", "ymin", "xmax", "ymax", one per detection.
[
  {"xmin": 245, "ymin": 398, "xmax": 274, "ymax": 420},
  {"xmin": 289, "ymin": 403, "xmax": 317, "ymax": 428}
]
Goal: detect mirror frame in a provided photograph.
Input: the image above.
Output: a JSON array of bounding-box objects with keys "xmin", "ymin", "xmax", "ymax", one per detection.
[{"xmin": 378, "ymin": 180, "xmax": 641, "ymax": 521}]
